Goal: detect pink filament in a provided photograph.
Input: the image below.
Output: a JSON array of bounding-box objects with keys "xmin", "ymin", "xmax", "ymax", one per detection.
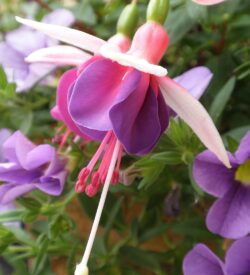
[{"xmin": 75, "ymin": 131, "xmax": 123, "ymax": 196}]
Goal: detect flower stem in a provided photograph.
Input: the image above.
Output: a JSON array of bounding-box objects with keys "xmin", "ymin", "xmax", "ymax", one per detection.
[{"xmin": 74, "ymin": 140, "xmax": 120, "ymax": 275}]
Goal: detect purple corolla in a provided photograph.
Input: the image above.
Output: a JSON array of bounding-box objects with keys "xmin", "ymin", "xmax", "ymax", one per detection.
[
  {"xmin": 0, "ymin": 131, "xmax": 67, "ymax": 204},
  {"xmin": 0, "ymin": 9, "xmax": 74, "ymax": 92},
  {"xmin": 193, "ymin": 131, "xmax": 250, "ymax": 239},
  {"xmin": 183, "ymin": 237, "xmax": 250, "ymax": 275}
]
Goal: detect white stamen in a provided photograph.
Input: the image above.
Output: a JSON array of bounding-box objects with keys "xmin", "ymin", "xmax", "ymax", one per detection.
[{"xmin": 74, "ymin": 140, "xmax": 120, "ymax": 275}]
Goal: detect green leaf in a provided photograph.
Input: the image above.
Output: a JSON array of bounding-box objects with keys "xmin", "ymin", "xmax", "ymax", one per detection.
[
  {"xmin": 0, "ymin": 65, "xmax": 7, "ymax": 89},
  {"xmin": 5, "ymin": 82, "xmax": 16, "ymax": 98},
  {"xmin": 226, "ymin": 135, "xmax": 239, "ymax": 152},
  {"xmin": 20, "ymin": 111, "xmax": 33, "ymax": 134},
  {"xmin": 225, "ymin": 125, "xmax": 250, "ymax": 141},
  {"xmin": 165, "ymin": 6, "xmax": 195, "ymax": 45},
  {"xmin": 17, "ymin": 197, "xmax": 41, "ymax": 211},
  {"xmin": 138, "ymin": 224, "xmax": 169, "ymax": 243},
  {"xmin": 151, "ymin": 151, "xmax": 182, "ymax": 165},
  {"xmin": 104, "ymin": 196, "xmax": 124, "ymax": 236},
  {"xmin": 0, "ymin": 209, "xmax": 25, "ymax": 223},
  {"xmin": 9, "ymin": 227, "xmax": 35, "ymax": 246},
  {"xmin": 67, "ymin": 240, "xmax": 80, "ymax": 275},
  {"xmin": 73, "ymin": 0, "xmax": 97, "ymax": 26},
  {"xmin": 32, "ymin": 235, "xmax": 49, "ymax": 275},
  {"xmin": 0, "ymin": 226, "xmax": 15, "ymax": 252},
  {"xmin": 209, "ymin": 76, "xmax": 236, "ymax": 122},
  {"xmin": 119, "ymin": 246, "xmax": 161, "ymax": 270}
]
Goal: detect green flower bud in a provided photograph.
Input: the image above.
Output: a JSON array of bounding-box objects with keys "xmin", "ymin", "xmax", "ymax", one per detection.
[
  {"xmin": 147, "ymin": 0, "xmax": 169, "ymax": 25},
  {"xmin": 117, "ymin": 3, "xmax": 138, "ymax": 38}
]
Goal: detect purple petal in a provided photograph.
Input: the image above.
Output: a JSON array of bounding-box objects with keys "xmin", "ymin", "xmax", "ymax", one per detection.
[
  {"xmin": 0, "ymin": 42, "xmax": 28, "ymax": 83},
  {"xmin": 183, "ymin": 244, "xmax": 225, "ymax": 275},
  {"xmin": 25, "ymin": 144, "xmax": 55, "ymax": 170},
  {"xmin": 56, "ymin": 68, "xmax": 91, "ymax": 138},
  {"xmin": 135, "ymin": 90, "xmax": 170, "ymax": 155},
  {"xmin": 42, "ymin": 9, "xmax": 74, "ymax": 26},
  {"xmin": 110, "ymin": 78, "xmax": 168, "ymax": 155},
  {"xmin": 206, "ymin": 184, "xmax": 250, "ymax": 238},
  {"xmin": 193, "ymin": 150, "xmax": 237, "ymax": 198},
  {"xmin": 0, "ymin": 183, "xmax": 35, "ymax": 204},
  {"xmin": 235, "ymin": 131, "xmax": 250, "ymax": 164},
  {"xmin": 225, "ymin": 237, "xmax": 250, "ymax": 275},
  {"xmin": 157, "ymin": 89, "xmax": 170, "ymax": 135},
  {"xmin": 8, "ymin": 10, "xmax": 74, "ymax": 56},
  {"xmin": 44, "ymin": 153, "xmax": 66, "ymax": 176},
  {"xmin": 3, "ymin": 131, "xmax": 35, "ymax": 167},
  {"xmin": 69, "ymin": 58, "xmax": 133, "ymax": 131},
  {"xmin": 36, "ymin": 170, "xmax": 67, "ymax": 196},
  {"xmin": 17, "ymin": 63, "xmax": 56, "ymax": 92},
  {"xmin": 0, "ymin": 163, "xmax": 41, "ymax": 184},
  {"xmin": 174, "ymin": 67, "xmax": 213, "ymax": 100},
  {"xmin": 6, "ymin": 27, "xmax": 46, "ymax": 56}
]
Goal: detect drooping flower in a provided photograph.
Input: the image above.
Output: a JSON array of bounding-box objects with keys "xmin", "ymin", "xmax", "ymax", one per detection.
[
  {"xmin": 0, "ymin": 131, "xmax": 67, "ymax": 204},
  {"xmin": 192, "ymin": 0, "xmax": 226, "ymax": 5},
  {"xmin": 183, "ymin": 237, "xmax": 250, "ymax": 275},
  {"xmin": 16, "ymin": 16, "xmax": 230, "ymax": 197},
  {"xmin": 193, "ymin": 131, "xmax": 250, "ymax": 239},
  {"xmin": 0, "ymin": 9, "xmax": 74, "ymax": 92}
]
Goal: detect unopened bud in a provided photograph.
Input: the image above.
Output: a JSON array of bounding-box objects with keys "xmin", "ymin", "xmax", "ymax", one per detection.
[
  {"xmin": 117, "ymin": 3, "xmax": 138, "ymax": 38},
  {"xmin": 147, "ymin": 0, "xmax": 169, "ymax": 25}
]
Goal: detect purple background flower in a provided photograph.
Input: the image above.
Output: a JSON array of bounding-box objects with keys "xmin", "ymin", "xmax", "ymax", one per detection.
[
  {"xmin": 183, "ymin": 237, "xmax": 250, "ymax": 275},
  {"xmin": 0, "ymin": 131, "xmax": 67, "ymax": 204},
  {"xmin": 0, "ymin": 9, "xmax": 74, "ymax": 92},
  {"xmin": 193, "ymin": 131, "xmax": 250, "ymax": 238}
]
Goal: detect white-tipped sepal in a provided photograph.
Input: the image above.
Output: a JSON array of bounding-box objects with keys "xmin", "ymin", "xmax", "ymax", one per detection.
[
  {"xmin": 158, "ymin": 76, "xmax": 231, "ymax": 168},
  {"xmin": 15, "ymin": 16, "xmax": 106, "ymax": 54},
  {"xmin": 25, "ymin": 46, "xmax": 91, "ymax": 65}
]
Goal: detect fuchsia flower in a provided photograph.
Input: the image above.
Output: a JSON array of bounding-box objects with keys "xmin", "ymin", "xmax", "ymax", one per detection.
[
  {"xmin": 192, "ymin": 0, "xmax": 226, "ymax": 5},
  {"xmin": 16, "ymin": 17, "xmax": 230, "ymax": 199},
  {"xmin": 183, "ymin": 237, "xmax": 250, "ymax": 275}
]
